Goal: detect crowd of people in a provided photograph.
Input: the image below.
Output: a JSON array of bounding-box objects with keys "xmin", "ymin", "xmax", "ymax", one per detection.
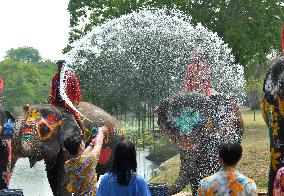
[{"xmin": 63, "ymin": 129, "xmax": 260, "ymax": 196}]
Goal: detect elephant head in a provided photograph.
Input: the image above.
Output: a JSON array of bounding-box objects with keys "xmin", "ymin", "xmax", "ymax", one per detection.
[
  {"xmin": 155, "ymin": 92, "xmax": 243, "ymax": 195},
  {"xmin": 156, "ymin": 92, "xmax": 243, "ymax": 150},
  {"xmin": 15, "ymin": 104, "xmax": 68, "ymax": 167}
]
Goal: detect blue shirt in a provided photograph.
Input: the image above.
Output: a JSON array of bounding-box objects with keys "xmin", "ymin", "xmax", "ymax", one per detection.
[{"xmin": 96, "ymin": 172, "xmax": 151, "ymax": 196}]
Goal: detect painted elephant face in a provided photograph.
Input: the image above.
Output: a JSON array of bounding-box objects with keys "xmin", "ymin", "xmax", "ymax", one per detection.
[
  {"xmin": 156, "ymin": 92, "xmax": 213, "ymax": 149},
  {"xmin": 156, "ymin": 92, "xmax": 243, "ymax": 150},
  {"xmin": 16, "ymin": 105, "xmax": 63, "ymax": 166}
]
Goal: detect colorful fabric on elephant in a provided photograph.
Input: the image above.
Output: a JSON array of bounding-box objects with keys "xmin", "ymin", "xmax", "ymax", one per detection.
[
  {"xmin": 198, "ymin": 167, "xmax": 257, "ymax": 196},
  {"xmin": 183, "ymin": 62, "xmax": 211, "ymax": 96},
  {"xmin": 64, "ymin": 149, "xmax": 100, "ymax": 196},
  {"xmin": 273, "ymin": 166, "xmax": 284, "ymax": 196},
  {"xmin": 50, "ymin": 70, "xmax": 81, "ymax": 106}
]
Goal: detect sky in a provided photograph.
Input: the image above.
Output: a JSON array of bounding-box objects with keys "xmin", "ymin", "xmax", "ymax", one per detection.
[{"xmin": 0, "ymin": 0, "xmax": 70, "ymax": 61}]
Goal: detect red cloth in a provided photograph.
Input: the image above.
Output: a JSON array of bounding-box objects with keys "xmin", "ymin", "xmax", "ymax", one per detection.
[
  {"xmin": 282, "ymin": 25, "xmax": 284, "ymax": 52},
  {"xmin": 0, "ymin": 77, "xmax": 4, "ymax": 93},
  {"xmin": 50, "ymin": 70, "xmax": 81, "ymax": 118},
  {"xmin": 183, "ymin": 61, "xmax": 211, "ymax": 96}
]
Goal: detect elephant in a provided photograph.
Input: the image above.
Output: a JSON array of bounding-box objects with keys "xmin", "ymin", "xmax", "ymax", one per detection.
[
  {"xmin": 0, "ymin": 108, "xmax": 15, "ymax": 190},
  {"xmin": 10, "ymin": 101, "xmax": 124, "ymax": 196},
  {"xmin": 261, "ymin": 53, "xmax": 284, "ymax": 195},
  {"xmin": 155, "ymin": 92, "xmax": 244, "ymax": 195}
]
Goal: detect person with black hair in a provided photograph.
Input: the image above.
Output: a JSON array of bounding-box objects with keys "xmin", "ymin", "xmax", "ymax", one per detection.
[
  {"xmin": 96, "ymin": 139, "xmax": 151, "ymax": 196},
  {"xmin": 64, "ymin": 126, "xmax": 106, "ymax": 196},
  {"xmin": 198, "ymin": 142, "xmax": 257, "ymax": 196}
]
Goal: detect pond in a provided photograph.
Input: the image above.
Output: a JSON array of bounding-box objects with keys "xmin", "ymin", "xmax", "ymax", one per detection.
[{"xmin": 9, "ymin": 149, "xmax": 158, "ymax": 196}]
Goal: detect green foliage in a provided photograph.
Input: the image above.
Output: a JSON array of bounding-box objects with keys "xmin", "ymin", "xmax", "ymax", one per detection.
[
  {"xmin": 185, "ymin": 0, "xmax": 284, "ymax": 66},
  {"xmin": 5, "ymin": 46, "xmax": 42, "ymax": 64},
  {"xmin": 0, "ymin": 60, "xmax": 56, "ymax": 114},
  {"xmin": 147, "ymin": 137, "xmax": 179, "ymax": 164},
  {"xmin": 67, "ymin": 0, "xmax": 284, "ymax": 66},
  {"xmin": 127, "ymin": 127, "xmax": 179, "ymax": 164},
  {"xmin": 245, "ymin": 77, "xmax": 263, "ymax": 109},
  {"xmin": 66, "ymin": 0, "xmax": 188, "ymax": 51}
]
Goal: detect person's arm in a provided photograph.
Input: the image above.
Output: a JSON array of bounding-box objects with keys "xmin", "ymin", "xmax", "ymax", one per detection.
[{"xmin": 83, "ymin": 126, "xmax": 106, "ymax": 155}]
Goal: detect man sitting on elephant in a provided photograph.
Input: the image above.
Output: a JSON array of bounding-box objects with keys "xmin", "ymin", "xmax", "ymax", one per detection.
[
  {"xmin": 183, "ymin": 48, "xmax": 211, "ymax": 96},
  {"xmin": 49, "ymin": 60, "xmax": 84, "ymax": 131}
]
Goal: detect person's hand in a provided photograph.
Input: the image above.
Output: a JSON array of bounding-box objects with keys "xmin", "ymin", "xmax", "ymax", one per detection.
[
  {"xmin": 90, "ymin": 137, "xmax": 97, "ymax": 147},
  {"xmin": 98, "ymin": 126, "xmax": 107, "ymax": 134},
  {"xmin": 90, "ymin": 126, "xmax": 107, "ymax": 147}
]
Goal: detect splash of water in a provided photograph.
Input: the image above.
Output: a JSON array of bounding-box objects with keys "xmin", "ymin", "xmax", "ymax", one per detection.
[{"xmin": 66, "ymin": 7, "xmax": 245, "ymax": 103}]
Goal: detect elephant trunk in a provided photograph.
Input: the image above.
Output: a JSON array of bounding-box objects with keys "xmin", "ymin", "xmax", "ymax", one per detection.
[
  {"xmin": 21, "ymin": 142, "xmax": 34, "ymax": 157},
  {"xmin": 21, "ymin": 141, "xmax": 44, "ymax": 168}
]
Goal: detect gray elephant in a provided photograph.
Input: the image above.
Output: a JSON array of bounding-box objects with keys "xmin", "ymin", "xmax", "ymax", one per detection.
[
  {"xmin": 155, "ymin": 92, "xmax": 243, "ymax": 195},
  {"xmin": 10, "ymin": 101, "xmax": 124, "ymax": 196},
  {"xmin": 261, "ymin": 53, "xmax": 284, "ymax": 195}
]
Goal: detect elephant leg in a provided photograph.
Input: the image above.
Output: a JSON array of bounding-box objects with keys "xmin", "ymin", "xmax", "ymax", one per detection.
[
  {"xmin": 189, "ymin": 176, "xmax": 200, "ymax": 196},
  {"xmin": 169, "ymin": 149, "xmax": 190, "ymax": 195},
  {"xmin": 268, "ymin": 163, "xmax": 276, "ymax": 196},
  {"xmin": 0, "ymin": 140, "xmax": 9, "ymax": 189},
  {"xmin": 45, "ymin": 150, "xmax": 71, "ymax": 196}
]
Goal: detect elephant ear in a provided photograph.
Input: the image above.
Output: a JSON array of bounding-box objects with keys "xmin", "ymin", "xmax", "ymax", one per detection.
[{"xmin": 60, "ymin": 113, "xmax": 81, "ymax": 146}]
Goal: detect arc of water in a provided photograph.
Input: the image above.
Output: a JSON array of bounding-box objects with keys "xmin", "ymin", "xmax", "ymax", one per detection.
[{"xmin": 59, "ymin": 64, "xmax": 94, "ymax": 123}]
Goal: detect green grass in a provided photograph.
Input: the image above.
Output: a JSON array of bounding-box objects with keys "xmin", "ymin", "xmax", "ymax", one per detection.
[{"xmin": 150, "ymin": 109, "xmax": 270, "ymax": 193}]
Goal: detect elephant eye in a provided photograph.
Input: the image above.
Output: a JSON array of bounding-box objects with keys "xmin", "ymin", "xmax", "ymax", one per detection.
[{"xmin": 39, "ymin": 123, "xmax": 50, "ymax": 137}]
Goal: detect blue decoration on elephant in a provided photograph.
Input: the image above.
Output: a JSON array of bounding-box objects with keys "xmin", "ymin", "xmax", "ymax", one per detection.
[
  {"xmin": 4, "ymin": 119, "xmax": 15, "ymax": 137},
  {"xmin": 173, "ymin": 107, "xmax": 202, "ymax": 135}
]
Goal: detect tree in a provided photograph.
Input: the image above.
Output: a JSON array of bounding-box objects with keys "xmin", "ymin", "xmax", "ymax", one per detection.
[
  {"xmin": 0, "ymin": 60, "xmax": 55, "ymax": 113},
  {"xmin": 5, "ymin": 46, "xmax": 42, "ymax": 64},
  {"xmin": 66, "ymin": 0, "xmax": 188, "ymax": 51},
  {"xmin": 67, "ymin": 0, "xmax": 284, "ymax": 66},
  {"xmin": 246, "ymin": 77, "xmax": 262, "ymax": 119},
  {"xmin": 185, "ymin": 0, "xmax": 284, "ymax": 66}
]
